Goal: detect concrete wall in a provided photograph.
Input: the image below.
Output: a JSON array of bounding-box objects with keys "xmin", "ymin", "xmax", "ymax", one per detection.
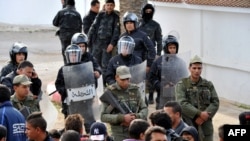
[{"xmin": 152, "ymin": 2, "xmax": 250, "ymax": 105}]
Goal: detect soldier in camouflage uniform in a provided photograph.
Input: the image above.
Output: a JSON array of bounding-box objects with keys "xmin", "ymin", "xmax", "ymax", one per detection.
[
  {"xmin": 11, "ymin": 75, "xmax": 40, "ymax": 118},
  {"xmin": 175, "ymin": 55, "xmax": 220, "ymax": 141},
  {"xmin": 100, "ymin": 66, "xmax": 148, "ymax": 141},
  {"xmin": 88, "ymin": 0, "xmax": 120, "ymax": 83}
]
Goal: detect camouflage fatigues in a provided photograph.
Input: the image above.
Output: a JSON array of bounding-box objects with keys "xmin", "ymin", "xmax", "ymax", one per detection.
[
  {"xmin": 11, "ymin": 94, "xmax": 40, "ymax": 114},
  {"xmin": 100, "ymin": 83, "xmax": 148, "ymax": 141},
  {"xmin": 175, "ymin": 77, "xmax": 219, "ymax": 141}
]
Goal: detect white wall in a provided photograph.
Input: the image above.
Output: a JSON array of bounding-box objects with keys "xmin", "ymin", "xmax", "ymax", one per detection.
[
  {"xmin": 152, "ymin": 2, "xmax": 250, "ymax": 105},
  {"xmin": 0, "ymin": 0, "xmax": 88, "ymax": 25}
]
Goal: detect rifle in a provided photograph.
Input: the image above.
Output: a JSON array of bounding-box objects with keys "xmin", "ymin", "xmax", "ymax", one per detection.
[{"xmin": 100, "ymin": 90, "xmax": 126, "ymax": 114}]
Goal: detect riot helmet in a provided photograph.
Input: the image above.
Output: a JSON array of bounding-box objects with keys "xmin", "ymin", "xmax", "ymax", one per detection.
[
  {"xmin": 123, "ymin": 12, "xmax": 139, "ymax": 29},
  {"xmin": 71, "ymin": 33, "xmax": 88, "ymax": 54},
  {"xmin": 141, "ymin": 3, "xmax": 155, "ymax": 21},
  {"xmin": 9, "ymin": 42, "xmax": 28, "ymax": 63},
  {"xmin": 117, "ymin": 36, "xmax": 135, "ymax": 56},
  {"xmin": 71, "ymin": 33, "xmax": 88, "ymax": 45},
  {"xmin": 64, "ymin": 44, "xmax": 82, "ymax": 64},
  {"xmin": 163, "ymin": 35, "xmax": 179, "ymax": 54}
]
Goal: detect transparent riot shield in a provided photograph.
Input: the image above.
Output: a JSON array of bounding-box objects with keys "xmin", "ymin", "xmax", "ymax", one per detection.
[
  {"xmin": 161, "ymin": 52, "xmax": 190, "ymax": 103},
  {"xmin": 129, "ymin": 61, "xmax": 147, "ymax": 100},
  {"xmin": 63, "ymin": 62, "xmax": 96, "ymax": 126}
]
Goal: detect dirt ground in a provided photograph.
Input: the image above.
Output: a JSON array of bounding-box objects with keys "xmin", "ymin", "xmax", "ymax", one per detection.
[{"xmin": 0, "ymin": 26, "xmax": 247, "ymax": 140}]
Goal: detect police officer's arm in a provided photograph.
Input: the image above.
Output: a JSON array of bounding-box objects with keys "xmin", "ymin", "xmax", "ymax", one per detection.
[
  {"xmin": 104, "ymin": 58, "xmax": 116, "ymax": 85},
  {"xmin": 90, "ymin": 55, "xmax": 102, "ymax": 75},
  {"xmin": 155, "ymin": 23, "xmax": 163, "ymax": 56},
  {"xmin": 52, "ymin": 11, "xmax": 61, "ymax": 27},
  {"xmin": 143, "ymin": 35, "xmax": 156, "ymax": 67},
  {"xmin": 149, "ymin": 57, "xmax": 161, "ymax": 92},
  {"xmin": 55, "ymin": 68, "xmax": 67, "ymax": 100},
  {"xmin": 204, "ymin": 81, "xmax": 220, "ymax": 118},
  {"xmin": 110, "ymin": 15, "xmax": 120, "ymax": 47},
  {"xmin": 1, "ymin": 77, "xmax": 14, "ymax": 94},
  {"xmin": 175, "ymin": 81, "xmax": 201, "ymax": 119},
  {"xmin": 83, "ymin": 15, "xmax": 92, "ymax": 34},
  {"xmin": 87, "ymin": 13, "xmax": 102, "ymax": 47}
]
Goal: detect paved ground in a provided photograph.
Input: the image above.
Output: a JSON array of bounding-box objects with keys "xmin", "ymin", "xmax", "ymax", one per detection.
[{"xmin": 0, "ymin": 27, "xmax": 247, "ymax": 140}]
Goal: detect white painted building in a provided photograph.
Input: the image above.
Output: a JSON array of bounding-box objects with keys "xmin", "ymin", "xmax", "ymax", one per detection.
[{"xmin": 150, "ymin": 0, "xmax": 250, "ymax": 106}]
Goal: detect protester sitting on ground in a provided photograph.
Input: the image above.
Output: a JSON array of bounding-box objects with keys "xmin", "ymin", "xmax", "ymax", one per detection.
[
  {"xmin": 60, "ymin": 130, "xmax": 80, "ymax": 141},
  {"xmin": 11, "ymin": 74, "xmax": 40, "ymax": 118},
  {"xmin": 239, "ymin": 111, "xmax": 250, "ymax": 125},
  {"xmin": 90, "ymin": 122, "xmax": 114, "ymax": 141},
  {"xmin": 123, "ymin": 119, "xmax": 150, "ymax": 141},
  {"xmin": 64, "ymin": 114, "xmax": 90, "ymax": 140},
  {"xmin": 0, "ymin": 84, "xmax": 26, "ymax": 141},
  {"xmin": 1, "ymin": 60, "xmax": 42, "ymax": 98},
  {"xmin": 163, "ymin": 101, "xmax": 188, "ymax": 134},
  {"xmin": 48, "ymin": 129, "xmax": 61, "ymax": 141},
  {"xmin": 25, "ymin": 112, "xmax": 53, "ymax": 141},
  {"xmin": 180, "ymin": 126, "xmax": 199, "ymax": 141}
]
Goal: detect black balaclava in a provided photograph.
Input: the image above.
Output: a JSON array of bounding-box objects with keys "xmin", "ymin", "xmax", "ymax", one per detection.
[{"xmin": 142, "ymin": 4, "xmax": 155, "ymax": 22}]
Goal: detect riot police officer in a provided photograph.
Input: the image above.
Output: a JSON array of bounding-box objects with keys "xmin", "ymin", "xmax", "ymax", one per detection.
[
  {"xmin": 71, "ymin": 33, "xmax": 102, "ymax": 88},
  {"xmin": 104, "ymin": 36, "xmax": 142, "ymax": 86},
  {"xmin": 121, "ymin": 12, "xmax": 156, "ymax": 72},
  {"xmin": 55, "ymin": 44, "xmax": 96, "ymax": 133},
  {"xmin": 149, "ymin": 34, "xmax": 188, "ymax": 109},
  {"xmin": 0, "ymin": 42, "xmax": 28, "ymax": 81}
]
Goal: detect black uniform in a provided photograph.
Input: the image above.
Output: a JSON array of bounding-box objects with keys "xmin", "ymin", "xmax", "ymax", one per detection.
[
  {"xmin": 53, "ymin": 5, "xmax": 82, "ymax": 64},
  {"xmin": 105, "ymin": 54, "xmax": 142, "ymax": 85},
  {"xmin": 88, "ymin": 11, "xmax": 120, "ymax": 69},
  {"xmin": 1, "ymin": 71, "xmax": 42, "ymax": 96},
  {"xmin": 83, "ymin": 10, "xmax": 98, "ymax": 34},
  {"xmin": 120, "ymin": 29, "xmax": 155, "ymax": 68}
]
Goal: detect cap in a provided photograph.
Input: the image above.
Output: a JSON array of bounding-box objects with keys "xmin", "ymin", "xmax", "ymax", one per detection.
[
  {"xmin": 116, "ymin": 66, "xmax": 131, "ymax": 79},
  {"xmin": 239, "ymin": 111, "xmax": 250, "ymax": 125},
  {"xmin": 190, "ymin": 55, "xmax": 202, "ymax": 64},
  {"xmin": 13, "ymin": 74, "xmax": 32, "ymax": 85},
  {"xmin": 105, "ymin": 0, "xmax": 115, "ymax": 4},
  {"xmin": 90, "ymin": 122, "xmax": 107, "ymax": 140}
]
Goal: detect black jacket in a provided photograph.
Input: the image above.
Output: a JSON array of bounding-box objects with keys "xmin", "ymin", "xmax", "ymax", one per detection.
[
  {"xmin": 83, "ymin": 10, "xmax": 98, "ymax": 34},
  {"xmin": 105, "ymin": 54, "xmax": 142, "ymax": 85}
]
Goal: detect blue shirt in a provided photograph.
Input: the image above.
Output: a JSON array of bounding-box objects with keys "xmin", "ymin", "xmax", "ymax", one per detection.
[{"xmin": 0, "ymin": 101, "xmax": 27, "ymax": 141}]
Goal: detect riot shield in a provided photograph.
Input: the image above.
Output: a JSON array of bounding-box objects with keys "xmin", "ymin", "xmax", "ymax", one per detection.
[
  {"xmin": 160, "ymin": 52, "xmax": 190, "ymax": 103},
  {"xmin": 129, "ymin": 61, "xmax": 147, "ymax": 100},
  {"xmin": 63, "ymin": 62, "xmax": 96, "ymax": 126}
]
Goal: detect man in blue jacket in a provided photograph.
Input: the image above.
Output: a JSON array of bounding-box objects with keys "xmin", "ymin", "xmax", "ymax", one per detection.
[{"xmin": 0, "ymin": 84, "xmax": 26, "ymax": 141}]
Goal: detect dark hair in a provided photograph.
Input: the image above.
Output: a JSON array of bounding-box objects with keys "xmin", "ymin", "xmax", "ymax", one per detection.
[
  {"xmin": 218, "ymin": 124, "xmax": 226, "ymax": 140},
  {"xmin": 49, "ymin": 129, "xmax": 61, "ymax": 139},
  {"xmin": 0, "ymin": 125, "xmax": 7, "ymax": 139},
  {"xmin": 61, "ymin": 130, "xmax": 80, "ymax": 141},
  {"xmin": 149, "ymin": 110, "xmax": 172, "ymax": 130},
  {"xmin": 65, "ymin": 114, "xmax": 84, "ymax": 134},
  {"xmin": 128, "ymin": 119, "xmax": 150, "ymax": 139},
  {"xmin": 17, "ymin": 60, "xmax": 33, "ymax": 69},
  {"xmin": 26, "ymin": 112, "xmax": 47, "ymax": 132},
  {"xmin": 0, "ymin": 84, "xmax": 11, "ymax": 102},
  {"xmin": 66, "ymin": 0, "xmax": 75, "ymax": 6},
  {"xmin": 91, "ymin": 0, "xmax": 100, "ymax": 6},
  {"xmin": 145, "ymin": 126, "xmax": 166, "ymax": 141},
  {"xmin": 164, "ymin": 101, "xmax": 182, "ymax": 116}
]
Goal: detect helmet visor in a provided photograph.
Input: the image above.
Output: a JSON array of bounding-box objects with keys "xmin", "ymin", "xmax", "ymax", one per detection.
[
  {"xmin": 118, "ymin": 40, "xmax": 135, "ymax": 55},
  {"xmin": 65, "ymin": 50, "xmax": 81, "ymax": 64}
]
